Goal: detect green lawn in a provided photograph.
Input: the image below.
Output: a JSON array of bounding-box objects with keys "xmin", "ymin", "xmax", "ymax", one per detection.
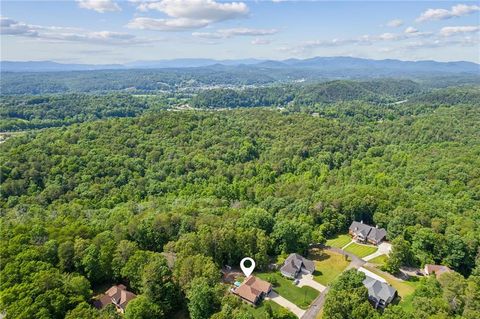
[
  {"xmin": 256, "ymin": 272, "xmax": 319, "ymax": 309},
  {"xmin": 368, "ymin": 254, "xmax": 389, "ymax": 266},
  {"xmin": 343, "ymin": 243, "xmax": 378, "ymax": 258},
  {"xmin": 326, "ymin": 234, "xmax": 352, "ymax": 248},
  {"xmin": 241, "ymin": 300, "xmax": 292, "ymax": 319},
  {"xmin": 309, "ymin": 249, "xmax": 350, "ymax": 285}
]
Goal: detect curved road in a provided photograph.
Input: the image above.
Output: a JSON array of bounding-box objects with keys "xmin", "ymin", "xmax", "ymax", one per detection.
[{"xmin": 300, "ymin": 246, "xmax": 366, "ymax": 319}]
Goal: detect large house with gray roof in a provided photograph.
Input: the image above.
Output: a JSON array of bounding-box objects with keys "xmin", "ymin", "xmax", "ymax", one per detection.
[
  {"xmin": 363, "ymin": 276, "xmax": 397, "ymax": 308},
  {"xmin": 349, "ymin": 221, "xmax": 387, "ymax": 245},
  {"xmin": 280, "ymin": 253, "xmax": 315, "ymax": 279}
]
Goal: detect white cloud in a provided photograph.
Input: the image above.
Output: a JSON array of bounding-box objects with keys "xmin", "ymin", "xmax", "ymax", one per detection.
[
  {"xmin": 379, "ymin": 32, "xmax": 399, "ymax": 41},
  {"xmin": 387, "ymin": 19, "xmax": 403, "ymax": 27},
  {"xmin": 404, "ymin": 27, "xmax": 418, "ymax": 34},
  {"xmin": 130, "ymin": 0, "xmax": 249, "ymax": 31},
  {"xmin": 251, "ymin": 38, "xmax": 271, "ymax": 45},
  {"xmin": 77, "ymin": 0, "xmax": 121, "ymax": 13},
  {"xmin": 416, "ymin": 4, "xmax": 480, "ymax": 22},
  {"xmin": 279, "ymin": 29, "xmax": 439, "ymax": 55},
  {"xmin": 405, "ymin": 36, "xmax": 478, "ymax": 49},
  {"xmin": 440, "ymin": 25, "xmax": 480, "ymax": 37},
  {"xmin": 127, "ymin": 17, "xmax": 209, "ymax": 31},
  {"xmin": 0, "ymin": 16, "xmax": 146, "ymax": 45},
  {"xmin": 192, "ymin": 27, "xmax": 277, "ymax": 39},
  {"xmin": 1, "ymin": 16, "xmax": 38, "ymax": 36}
]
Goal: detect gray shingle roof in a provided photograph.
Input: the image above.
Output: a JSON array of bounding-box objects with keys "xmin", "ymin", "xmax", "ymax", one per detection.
[
  {"xmin": 280, "ymin": 253, "xmax": 315, "ymax": 277},
  {"xmin": 349, "ymin": 221, "xmax": 387, "ymax": 242},
  {"xmin": 363, "ymin": 276, "xmax": 396, "ymax": 304}
]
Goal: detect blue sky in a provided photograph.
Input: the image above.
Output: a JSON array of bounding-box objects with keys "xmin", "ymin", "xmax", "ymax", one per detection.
[{"xmin": 1, "ymin": 1, "xmax": 479, "ymax": 63}]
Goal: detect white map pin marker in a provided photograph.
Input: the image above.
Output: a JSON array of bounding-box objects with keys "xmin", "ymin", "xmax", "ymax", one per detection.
[{"xmin": 240, "ymin": 257, "xmax": 256, "ymax": 277}]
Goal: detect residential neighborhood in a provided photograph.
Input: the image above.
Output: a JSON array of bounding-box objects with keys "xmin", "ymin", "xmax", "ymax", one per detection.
[
  {"xmin": 216, "ymin": 220, "xmax": 461, "ymax": 319},
  {"xmin": 82, "ymin": 219, "xmax": 461, "ymax": 319}
]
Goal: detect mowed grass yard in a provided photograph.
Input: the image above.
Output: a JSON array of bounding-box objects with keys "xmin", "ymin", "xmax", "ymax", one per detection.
[
  {"xmin": 256, "ymin": 272, "xmax": 319, "ymax": 309},
  {"xmin": 309, "ymin": 249, "xmax": 350, "ymax": 286},
  {"xmin": 368, "ymin": 254, "xmax": 389, "ymax": 266},
  {"xmin": 344, "ymin": 242, "xmax": 378, "ymax": 258},
  {"xmin": 241, "ymin": 300, "xmax": 293, "ymax": 319},
  {"xmin": 326, "ymin": 234, "xmax": 351, "ymax": 248}
]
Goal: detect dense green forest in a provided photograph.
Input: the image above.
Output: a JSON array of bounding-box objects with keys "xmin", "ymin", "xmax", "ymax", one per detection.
[
  {"xmin": 0, "ymin": 94, "xmax": 176, "ymax": 131},
  {"xmin": 190, "ymin": 79, "xmax": 422, "ymax": 108},
  {"xmin": 1, "ymin": 65, "xmax": 479, "ymax": 95},
  {"xmin": 0, "ymin": 68, "xmax": 277, "ymax": 95},
  {"xmin": 1, "ymin": 90, "xmax": 479, "ymax": 319},
  {"xmin": 2, "ymin": 79, "xmax": 479, "ymax": 132}
]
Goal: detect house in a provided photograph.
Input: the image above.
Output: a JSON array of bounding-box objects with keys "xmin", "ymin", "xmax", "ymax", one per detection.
[
  {"xmin": 93, "ymin": 284, "xmax": 136, "ymax": 313},
  {"xmin": 363, "ymin": 276, "xmax": 397, "ymax": 309},
  {"xmin": 280, "ymin": 253, "xmax": 316, "ymax": 279},
  {"xmin": 424, "ymin": 264, "xmax": 452, "ymax": 277},
  {"xmin": 233, "ymin": 275, "xmax": 272, "ymax": 305},
  {"xmin": 349, "ymin": 221, "xmax": 387, "ymax": 245}
]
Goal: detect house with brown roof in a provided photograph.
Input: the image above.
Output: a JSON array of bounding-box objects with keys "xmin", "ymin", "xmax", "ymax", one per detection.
[
  {"xmin": 424, "ymin": 264, "xmax": 452, "ymax": 277},
  {"xmin": 93, "ymin": 284, "xmax": 136, "ymax": 313},
  {"xmin": 233, "ymin": 276, "xmax": 272, "ymax": 305}
]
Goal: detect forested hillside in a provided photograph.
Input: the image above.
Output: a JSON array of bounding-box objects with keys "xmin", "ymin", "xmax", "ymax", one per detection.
[
  {"xmin": 3, "ymin": 79, "xmax": 478, "ymax": 132},
  {"xmin": 1, "ymin": 103, "xmax": 479, "ymax": 318},
  {"xmin": 0, "ymin": 94, "xmax": 178, "ymax": 131},
  {"xmin": 1, "ymin": 63, "xmax": 478, "ymax": 95}
]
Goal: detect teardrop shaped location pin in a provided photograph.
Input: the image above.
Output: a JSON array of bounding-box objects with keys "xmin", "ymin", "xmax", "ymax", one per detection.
[{"xmin": 240, "ymin": 257, "xmax": 256, "ymax": 277}]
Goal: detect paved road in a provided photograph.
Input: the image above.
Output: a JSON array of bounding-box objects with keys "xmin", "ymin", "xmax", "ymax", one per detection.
[
  {"xmin": 301, "ymin": 287, "xmax": 330, "ymax": 319},
  {"xmin": 298, "ymin": 246, "xmax": 366, "ymax": 319},
  {"xmin": 267, "ymin": 291, "xmax": 306, "ymax": 318}
]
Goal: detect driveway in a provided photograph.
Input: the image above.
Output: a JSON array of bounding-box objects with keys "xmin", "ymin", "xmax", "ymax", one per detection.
[
  {"xmin": 297, "ymin": 274, "xmax": 326, "ymax": 292},
  {"xmin": 358, "ymin": 267, "xmax": 387, "ymax": 283},
  {"xmin": 363, "ymin": 242, "xmax": 391, "ymax": 261},
  {"xmin": 266, "ymin": 291, "xmax": 306, "ymax": 318},
  {"xmin": 301, "ymin": 287, "xmax": 329, "ymax": 319}
]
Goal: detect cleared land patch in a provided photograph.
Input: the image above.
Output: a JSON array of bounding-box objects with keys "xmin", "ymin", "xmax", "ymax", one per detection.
[{"xmin": 309, "ymin": 249, "xmax": 350, "ymax": 286}]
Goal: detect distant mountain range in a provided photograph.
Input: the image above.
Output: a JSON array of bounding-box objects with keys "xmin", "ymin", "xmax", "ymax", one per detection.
[{"xmin": 1, "ymin": 57, "xmax": 478, "ymax": 74}]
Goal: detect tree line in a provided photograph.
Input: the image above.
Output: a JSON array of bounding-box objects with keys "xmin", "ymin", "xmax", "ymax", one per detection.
[{"xmin": 1, "ymin": 103, "xmax": 479, "ymax": 318}]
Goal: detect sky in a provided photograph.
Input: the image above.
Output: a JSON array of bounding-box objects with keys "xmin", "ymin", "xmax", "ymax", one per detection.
[{"xmin": 1, "ymin": 0, "xmax": 479, "ymax": 64}]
